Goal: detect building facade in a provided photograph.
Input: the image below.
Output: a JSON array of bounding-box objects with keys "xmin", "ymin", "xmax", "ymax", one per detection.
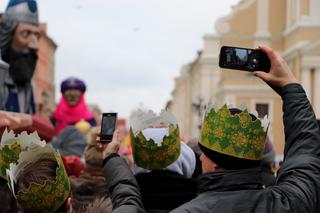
[
  {"xmin": 167, "ymin": 0, "xmax": 320, "ymax": 158},
  {"xmin": 33, "ymin": 23, "xmax": 57, "ymax": 117}
]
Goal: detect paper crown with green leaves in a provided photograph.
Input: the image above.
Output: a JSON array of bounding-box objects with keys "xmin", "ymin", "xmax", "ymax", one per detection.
[
  {"xmin": 2, "ymin": 130, "xmax": 70, "ymax": 213},
  {"xmin": 130, "ymin": 109, "xmax": 180, "ymax": 170},
  {"xmin": 200, "ymin": 104, "xmax": 269, "ymax": 161},
  {"xmin": 0, "ymin": 129, "xmax": 46, "ymax": 180}
]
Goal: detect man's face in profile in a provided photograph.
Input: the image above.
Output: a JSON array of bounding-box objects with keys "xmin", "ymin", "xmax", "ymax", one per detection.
[{"xmin": 12, "ymin": 23, "xmax": 40, "ymax": 53}]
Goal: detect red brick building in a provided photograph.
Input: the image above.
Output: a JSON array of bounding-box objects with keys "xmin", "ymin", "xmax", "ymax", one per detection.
[{"xmin": 33, "ymin": 23, "xmax": 57, "ymax": 117}]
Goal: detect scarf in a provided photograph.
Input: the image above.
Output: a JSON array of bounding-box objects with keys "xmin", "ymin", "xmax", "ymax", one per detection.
[{"xmin": 53, "ymin": 95, "xmax": 93, "ymax": 135}]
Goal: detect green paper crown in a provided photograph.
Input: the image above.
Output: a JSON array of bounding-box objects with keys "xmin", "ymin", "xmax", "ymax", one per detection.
[
  {"xmin": 3, "ymin": 130, "xmax": 71, "ymax": 213},
  {"xmin": 16, "ymin": 153, "xmax": 71, "ymax": 213},
  {"xmin": 0, "ymin": 142, "xmax": 21, "ymax": 179},
  {"xmin": 200, "ymin": 105, "xmax": 268, "ymax": 160},
  {"xmin": 1, "ymin": 129, "xmax": 46, "ymax": 180},
  {"xmin": 130, "ymin": 124, "xmax": 180, "ymax": 170}
]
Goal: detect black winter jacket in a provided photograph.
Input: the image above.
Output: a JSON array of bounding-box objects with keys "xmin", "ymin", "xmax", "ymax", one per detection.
[
  {"xmin": 136, "ymin": 170, "xmax": 197, "ymax": 212},
  {"xmin": 103, "ymin": 157, "xmax": 197, "ymax": 213},
  {"xmin": 103, "ymin": 154, "xmax": 145, "ymax": 213}
]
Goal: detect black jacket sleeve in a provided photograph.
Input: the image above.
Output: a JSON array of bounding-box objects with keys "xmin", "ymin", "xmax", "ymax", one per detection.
[
  {"xmin": 103, "ymin": 154, "xmax": 146, "ymax": 213},
  {"xmin": 273, "ymin": 83, "xmax": 320, "ymax": 212}
]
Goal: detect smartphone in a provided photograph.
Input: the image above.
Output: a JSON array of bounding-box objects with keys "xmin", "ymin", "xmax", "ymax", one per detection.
[
  {"xmin": 100, "ymin": 113, "xmax": 117, "ymax": 143},
  {"xmin": 219, "ymin": 46, "xmax": 271, "ymax": 72}
]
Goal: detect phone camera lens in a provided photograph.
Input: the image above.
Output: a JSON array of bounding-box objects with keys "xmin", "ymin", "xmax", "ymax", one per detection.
[{"xmin": 252, "ymin": 58, "xmax": 258, "ymax": 64}]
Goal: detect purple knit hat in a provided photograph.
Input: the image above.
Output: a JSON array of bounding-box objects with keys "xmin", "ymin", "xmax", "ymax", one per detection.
[{"xmin": 60, "ymin": 77, "xmax": 86, "ymax": 94}]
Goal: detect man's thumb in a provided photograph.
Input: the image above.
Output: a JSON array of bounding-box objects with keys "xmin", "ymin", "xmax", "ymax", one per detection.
[{"xmin": 254, "ymin": 71, "xmax": 270, "ymax": 82}]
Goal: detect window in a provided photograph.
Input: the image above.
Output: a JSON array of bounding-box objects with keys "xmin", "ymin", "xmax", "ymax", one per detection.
[{"xmin": 255, "ymin": 103, "xmax": 269, "ymax": 118}]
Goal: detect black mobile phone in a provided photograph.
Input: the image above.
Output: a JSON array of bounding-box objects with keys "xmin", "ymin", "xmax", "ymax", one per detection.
[
  {"xmin": 100, "ymin": 113, "xmax": 117, "ymax": 143},
  {"xmin": 219, "ymin": 46, "xmax": 271, "ymax": 72}
]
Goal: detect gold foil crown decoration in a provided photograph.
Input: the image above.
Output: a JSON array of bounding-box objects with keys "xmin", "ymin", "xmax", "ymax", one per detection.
[
  {"xmin": 0, "ymin": 129, "xmax": 46, "ymax": 180},
  {"xmin": 5, "ymin": 131, "xmax": 70, "ymax": 213},
  {"xmin": 130, "ymin": 109, "xmax": 181, "ymax": 170},
  {"xmin": 200, "ymin": 104, "xmax": 269, "ymax": 161}
]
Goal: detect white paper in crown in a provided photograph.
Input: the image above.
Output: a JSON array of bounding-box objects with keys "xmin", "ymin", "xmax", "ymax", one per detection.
[
  {"xmin": 130, "ymin": 109, "xmax": 177, "ymax": 134},
  {"xmin": 261, "ymin": 115, "xmax": 270, "ymax": 132},
  {"xmin": 141, "ymin": 128, "xmax": 169, "ymax": 146},
  {"xmin": 2, "ymin": 129, "xmax": 51, "ymax": 196},
  {"xmin": 6, "ymin": 144, "xmax": 56, "ymax": 195},
  {"xmin": 1, "ymin": 128, "xmax": 46, "ymax": 150},
  {"xmin": 7, "ymin": 166, "xmax": 16, "ymax": 198}
]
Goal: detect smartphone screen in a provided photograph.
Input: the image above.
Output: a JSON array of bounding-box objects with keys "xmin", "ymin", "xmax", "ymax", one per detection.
[
  {"xmin": 219, "ymin": 46, "xmax": 270, "ymax": 72},
  {"xmin": 100, "ymin": 113, "xmax": 117, "ymax": 143}
]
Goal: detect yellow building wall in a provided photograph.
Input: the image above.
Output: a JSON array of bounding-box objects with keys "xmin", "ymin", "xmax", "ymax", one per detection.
[
  {"xmin": 224, "ymin": 1, "xmax": 257, "ymax": 36},
  {"xmin": 269, "ymin": 0, "xmax": 286, "ymax": 36},
  {"xmin": 220, "ymin": 76, "xmax": 265, "ymax": 86},
  {"xmin": 270, "ymin": 98, "xmax": 285, "ymax": 155},
  {"xmin": 219, "ymin": 39, "xmax": 254, "ymax": 48},
  {"xmin": 288, "ymin": 0, "xmax": 297, "ymax": 27},
  {"xmin": 270, "ymin": 39, "xmax": 284, "ymax": 52},
  {"xmin": 301, "ymin": 0, "xmax": 309, "ymax": 17},
  {"xmin": 269, "ymin": 0, "xmax": 286, "ymax": 51},
  {"xmin": 285, "ymin": 28, "xmax": 320, "ymax": 49},
  {"xmin": 219, "ymin": 68, "xmax": 253, "ymax": 79}
]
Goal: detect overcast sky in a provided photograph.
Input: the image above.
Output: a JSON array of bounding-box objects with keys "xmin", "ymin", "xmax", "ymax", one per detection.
[{"xmin": 0, "ymin": 0, "xmax": 240, "ymax": 119}]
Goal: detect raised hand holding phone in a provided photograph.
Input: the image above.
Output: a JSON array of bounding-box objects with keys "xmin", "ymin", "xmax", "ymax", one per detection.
[
  {"xmin": 95, "ymin": 129, "xmax": 120, "ymax": 159},
  {"xmin": 253, "ymin": 45, "xmax": 298, "ymax": 89}
]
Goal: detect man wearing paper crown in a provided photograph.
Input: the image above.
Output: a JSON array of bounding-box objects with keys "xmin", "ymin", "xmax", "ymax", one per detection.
[
  {"xmin": 198, "ymin": 105, "xmax": 269, "ymax": 170},
  {"xmin": 0, "ymin": 0, "xmax": 40, "ymax": 114},
  {"xmin": 0, "ymin": 129, "xmax": 71, "ymax": 212},
  {"xmin": 100, "ymin": 45, "xmax": 320, "ymax": 213},
  {"xmin": 97, "ymin": 110, "xmax": 197, "ymax": 212},
  {"xmin": 128, "ymin": 110, "xmax": 197, "ymax": 211}
]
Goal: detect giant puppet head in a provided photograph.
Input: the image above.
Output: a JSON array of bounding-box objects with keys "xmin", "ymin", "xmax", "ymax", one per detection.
[
  {"xmin": 0, "ymin": 0, "xmax": 40, "ymax": 86},
  {"xmin": 60, "ymin": 77, "xmax": 87, "ymax": 107}
]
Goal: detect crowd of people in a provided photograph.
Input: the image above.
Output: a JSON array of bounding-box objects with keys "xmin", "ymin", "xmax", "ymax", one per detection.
[{"xmin": 1, "ymin": 0, "xmax": 320, "ymax": 213}]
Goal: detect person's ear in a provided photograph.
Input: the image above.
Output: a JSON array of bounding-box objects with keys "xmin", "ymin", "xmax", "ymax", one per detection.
[
  {"xmin": 213, "ymin": 163, "xmax": 222, "ymax": 171},
  {"xmin": 66, "ymin": 197, "xmax": 72, "ymax": 213},
  {"xmin": 210, "ymin": 160, "xmax": 223, "ymax": 172}
]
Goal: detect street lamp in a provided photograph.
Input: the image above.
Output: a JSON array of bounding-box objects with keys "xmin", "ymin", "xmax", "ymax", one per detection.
[{"xmin": 192, "ymin": 96, "xmax": 205, "ymax": 130}]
